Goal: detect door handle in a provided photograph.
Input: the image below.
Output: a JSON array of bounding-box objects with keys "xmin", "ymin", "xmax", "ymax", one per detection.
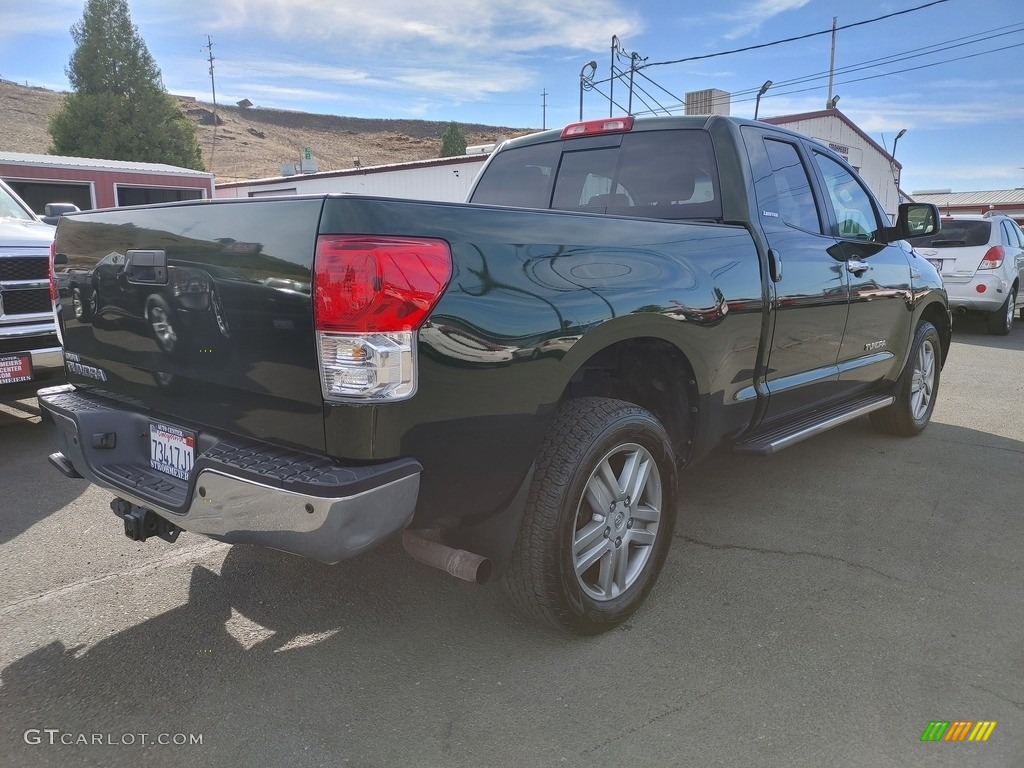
[
  {"xmin": 847, "ymin": 259, "xmax": 869, "ymax": 276},
  {"xmin": 768, "ymin": 248, "xmax": 783, "ymax": 282}
]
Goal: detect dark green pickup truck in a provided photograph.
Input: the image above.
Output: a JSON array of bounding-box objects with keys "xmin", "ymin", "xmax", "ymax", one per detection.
[{"xmin": 40, "ymin": 115, "xmax": 948, "ymax": 633}]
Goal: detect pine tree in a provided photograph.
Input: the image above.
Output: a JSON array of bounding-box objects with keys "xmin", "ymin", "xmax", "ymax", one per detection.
[
  {"xmin": 439, "ymin": 122, "xmax": 467, "ymax": 158},
  {"xmin": 48, "ymin": 0, "xmax": 204, "ymax": 170}
]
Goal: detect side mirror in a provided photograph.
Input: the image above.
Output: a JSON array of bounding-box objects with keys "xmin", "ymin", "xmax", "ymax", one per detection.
[
  {"xmin": 41, "ymin": 202, "xmax": 81, "ymax": 226},
  {"xmin": 53, "ymin": 252, "xmax": 69, "ymax": 266},
  {"xmin": 887, "ymin": 203, "xmax": 939, "ymax": 242}
]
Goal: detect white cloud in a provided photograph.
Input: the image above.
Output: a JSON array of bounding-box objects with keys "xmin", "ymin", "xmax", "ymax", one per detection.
[
  {"xmin": 164, "ymin": 0, "xmax": 642, "ymax": 54},
  {"xmin": 141, "ymin": 0, "xmax": 641, "ymax": 106},
  {"xmin": 0, "ymin": 2, "xmax": 81, "ymax": 40},
  {"xmin": 718, "ymin": 0, "xmax": 814, "ymax": 40},
  {"xmin": 909, "ymin": 163, "xmax": 1024, "ymax": 188},
  {"xmin": 233, "ymin": 83, "xmax": 347, "ymax": 102}
]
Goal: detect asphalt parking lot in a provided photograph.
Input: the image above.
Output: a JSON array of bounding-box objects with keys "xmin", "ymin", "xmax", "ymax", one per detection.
[{"xmin": 1, "ymin": 317, "xmax": 1022, "ymax": 768}]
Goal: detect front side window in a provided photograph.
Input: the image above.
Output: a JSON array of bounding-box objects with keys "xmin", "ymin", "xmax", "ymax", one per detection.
[{"xmin": 813, "ymin": 153, "xmax": 880, "ymax": 241}]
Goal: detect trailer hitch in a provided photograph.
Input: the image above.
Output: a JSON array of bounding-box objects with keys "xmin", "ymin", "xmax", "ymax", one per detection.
[{"xmin": 110, "ymin": 498, "xmax": 181, "ymax": 543}]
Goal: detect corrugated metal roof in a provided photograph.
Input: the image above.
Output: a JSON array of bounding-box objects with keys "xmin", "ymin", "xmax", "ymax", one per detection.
[
  {"xmin": 216, "ymin": 153, "xmax": 485, "ymax": 188},
  {"xmin": 0, "ymin": 151, "xmax": 212, "ymax": 178},
  {"xmin": 910, "ymin": 189, "xmax": 1024, "ymax": 206},
  {"xmin": 763, "ymin": 109, "xmax": 896, "ymax": 166}
]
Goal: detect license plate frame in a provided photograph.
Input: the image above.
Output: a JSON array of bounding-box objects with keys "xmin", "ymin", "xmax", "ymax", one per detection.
[
  {"xmin": 0, "ymin": 353, "xmax": 33, "ymax": 385},
  {"xmin": 149, "ymin": 421, "xmax": 196, "ymax": 481}
]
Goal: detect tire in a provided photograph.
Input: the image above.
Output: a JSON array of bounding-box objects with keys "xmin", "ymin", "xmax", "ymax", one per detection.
[
  {"xmin": 870, "ymin": 321, "xmax": 941, "ymax": 436},
  {"xmin": 72, "ymin": 287, "xmax": 93, "ymax": 322},
  {"xmin": 502, "ymin": 397, "xmax": 678, "ymax": 634},
  {"xmin": 987, "ymin": 287, "xmax": 1016, "ymax": 336},
  {"xmin": 210, "ymin": 288, "xmax": 230, "ymax": 338},
  {"xmin": 146, "ymin": 295, "xmax": 179, "ymax": 354}
]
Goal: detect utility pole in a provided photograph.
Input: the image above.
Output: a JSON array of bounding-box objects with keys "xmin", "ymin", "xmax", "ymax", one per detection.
[
  {"xmin": 610, "ymin": 36, "xmax": 619, "ymax": 117},
  {"xmin": 541, "ymin": 89, "xmax": 547, "ymax": 130},
  {"xmin": 826, "ymin": 17, "xmax": 837, "ymax": 108},
  {"xmin": 203, "ymin": 35, "xmax": 219, "ymax": 173}
]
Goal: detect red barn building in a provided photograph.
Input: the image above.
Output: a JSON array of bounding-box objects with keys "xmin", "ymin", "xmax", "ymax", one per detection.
[{"xmin": 0, "ymin": 151, "xmax": 214, "ymax": 214}]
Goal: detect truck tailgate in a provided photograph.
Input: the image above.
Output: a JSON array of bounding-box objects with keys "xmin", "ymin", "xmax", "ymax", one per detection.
[{"xmin": 54, "ymin": 198, "xmax": 327, "ymax": 452}]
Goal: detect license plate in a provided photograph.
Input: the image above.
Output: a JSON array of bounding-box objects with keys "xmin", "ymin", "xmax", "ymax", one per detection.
[
  {"xmin": 928, "ymin": 258, "xmax": 943, "ymax": 271},
  {"xmin": 149, "ymin": 422, "xmax": 195, "ymax": 481},
  {"xmin": 0, "ymin": 353, "xmax": 33, "ymax": 385}
]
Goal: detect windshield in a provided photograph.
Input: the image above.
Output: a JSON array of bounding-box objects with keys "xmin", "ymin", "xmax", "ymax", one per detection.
[
  {"xmin": 0, "ymin": 183, "xmax": 35, "ymax": 221},
  {"xmin": 908, "ymin": 219, "xmax": 989, "ymax": 248}
]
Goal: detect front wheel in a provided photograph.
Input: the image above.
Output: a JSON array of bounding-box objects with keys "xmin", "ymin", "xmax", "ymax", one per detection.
[
  {"xmin": 870, "ymin": 321, "xmax": 941, "ymax": 436},
  {"xmin": 502, "ymin": 397, "xmax": 678, "ymax": 634},
  {"xmin": 987, "ymin": 287, "xmax": 1016, "ymax": 336},
  {"xmin": 72, "ymin": 287, "xmax": 93, "ymax": 322},
  {"xmin": 146, "ymin": 295, "xmax": 179, "ymax": 354}
]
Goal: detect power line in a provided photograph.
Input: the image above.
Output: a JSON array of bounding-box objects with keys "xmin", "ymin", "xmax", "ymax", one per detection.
[
  {"xmin": 727, "ymin": 22, "xmax": 1024, "ymax": 99},
  {"xmin": 757, "ymin": 39, "xmax": 1024, "ymax": 102},
  {"xmin": 630, "ymin": 25, "xmax": 1024, "ymax": 116},
  {"xmin": 639, "ymin": 0, "xmax": 950, "ymax": 70}
]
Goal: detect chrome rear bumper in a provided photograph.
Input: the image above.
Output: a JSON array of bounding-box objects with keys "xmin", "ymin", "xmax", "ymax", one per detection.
[{"xmin": 38, "ymin": 384, "xmax": 420, "ymax": 563}]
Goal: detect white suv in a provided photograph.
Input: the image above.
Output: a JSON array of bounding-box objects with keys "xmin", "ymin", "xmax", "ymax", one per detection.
[{"xmin": 909, "ymin": 213, "xmax": 1024, "ymax": 335}]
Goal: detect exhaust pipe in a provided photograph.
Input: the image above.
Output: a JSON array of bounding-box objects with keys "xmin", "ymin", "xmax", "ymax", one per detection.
[{"xmin": 402, "ymin": 530, "xmax": 492, "ymax": 584}]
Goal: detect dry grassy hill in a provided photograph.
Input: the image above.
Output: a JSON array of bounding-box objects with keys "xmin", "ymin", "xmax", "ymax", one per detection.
[{"xmin": 0, "ymin": 80, "xmax": 532, "ymax": 183}]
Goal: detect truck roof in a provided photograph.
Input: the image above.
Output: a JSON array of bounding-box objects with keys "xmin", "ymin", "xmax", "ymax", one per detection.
[{"xmin": 498, "ymin": 114, "xmax": 791, "ymax": 152}]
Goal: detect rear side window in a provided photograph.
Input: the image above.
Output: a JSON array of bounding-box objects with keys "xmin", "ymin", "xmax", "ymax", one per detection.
[
  {"xmin": 909, "ymin": 219, "xmax": 990, "ymax": 248},
  {"xmin": 760, "ymin": 139, "xmax": 822, "ymax": 234},
  {"xmin": 1000, "ymin": 219, "xmax": 1023, "ymax": 248},
  {"xmin": 471, "ymin": 129, "xmax": 722, "ymax": 220},
  {"xmin": 469, "ymin": 141, "xmax": 560, "ymax": 209}
]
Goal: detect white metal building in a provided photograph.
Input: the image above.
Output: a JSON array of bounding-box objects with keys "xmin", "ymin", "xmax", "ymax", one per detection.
[
  {"xmin": 216, "ymin": 155, "xmax": 488, "ymax": 202},
  {"xmin": 764, "ymin": 109, "xmax": 902, "ymax": 217}
]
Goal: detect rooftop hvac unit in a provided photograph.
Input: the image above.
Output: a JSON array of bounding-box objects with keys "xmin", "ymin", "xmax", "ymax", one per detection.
[{"xmin": 684, "ymin": 89, "xmax": 730, "ymax": 116}]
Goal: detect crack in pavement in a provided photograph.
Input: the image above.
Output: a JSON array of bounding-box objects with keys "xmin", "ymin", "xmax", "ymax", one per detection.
[
  {"xmin": 578, "ymin": 681, "xmax": 731, "ymax": 757},
  {"xmin": 971, "ymin": 683, "xmax": 1024, "ymax": 711},
  {"xmin": 0, "ymin": 540, "xmax": 230, "ymax": 617},
  {"xmin": 675, "ymin": 534, "xmax": 901, "ymax": 582}
]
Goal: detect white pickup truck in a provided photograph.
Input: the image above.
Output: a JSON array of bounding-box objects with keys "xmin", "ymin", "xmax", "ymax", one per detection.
[{"xmin": 0, "ymin": 178, "xmax": 62, "ymax": 397}]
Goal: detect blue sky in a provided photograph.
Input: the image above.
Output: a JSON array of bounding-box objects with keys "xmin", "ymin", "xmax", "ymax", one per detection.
[{"xmin": 1, "ymin": 0, "xmax": 1022, "ymax": 192}]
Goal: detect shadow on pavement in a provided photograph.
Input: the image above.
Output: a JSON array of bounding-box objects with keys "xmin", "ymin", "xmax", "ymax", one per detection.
[
  {"xmin": 0, "ymin": 401, "xmax": 89, "ymax": 547},
  {"xmin": 1, "ymin": 418, "xmax": 1021, "ymax": 767},
  {"xmin": 947, "ymin": 313, "xmax": 1024, "ymax": 350}
]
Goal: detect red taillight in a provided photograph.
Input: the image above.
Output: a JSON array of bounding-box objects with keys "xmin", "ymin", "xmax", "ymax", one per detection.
[
  {"xmin": 313, "ymin": 235, "xmax": 452, "ymax": 333},
  {"xmin": 560, "ymin": 116, "xmax": 634, "ymax": 139},
  {"xmin": 978, "ymin": 245, "xmax": 1004, "ymax": 269}
]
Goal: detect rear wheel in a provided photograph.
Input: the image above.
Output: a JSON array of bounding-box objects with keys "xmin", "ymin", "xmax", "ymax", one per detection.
[
  {"xmin": 870, "ymin": 321, "xmax": 941, "ymax": 436},
  {"xmin": 987, "ymin": 287, "xmax": 1016, "ymax": 336},
  {"xmin": 502, "ymin": 397, "xmax": 678, "ymax": 634}
]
